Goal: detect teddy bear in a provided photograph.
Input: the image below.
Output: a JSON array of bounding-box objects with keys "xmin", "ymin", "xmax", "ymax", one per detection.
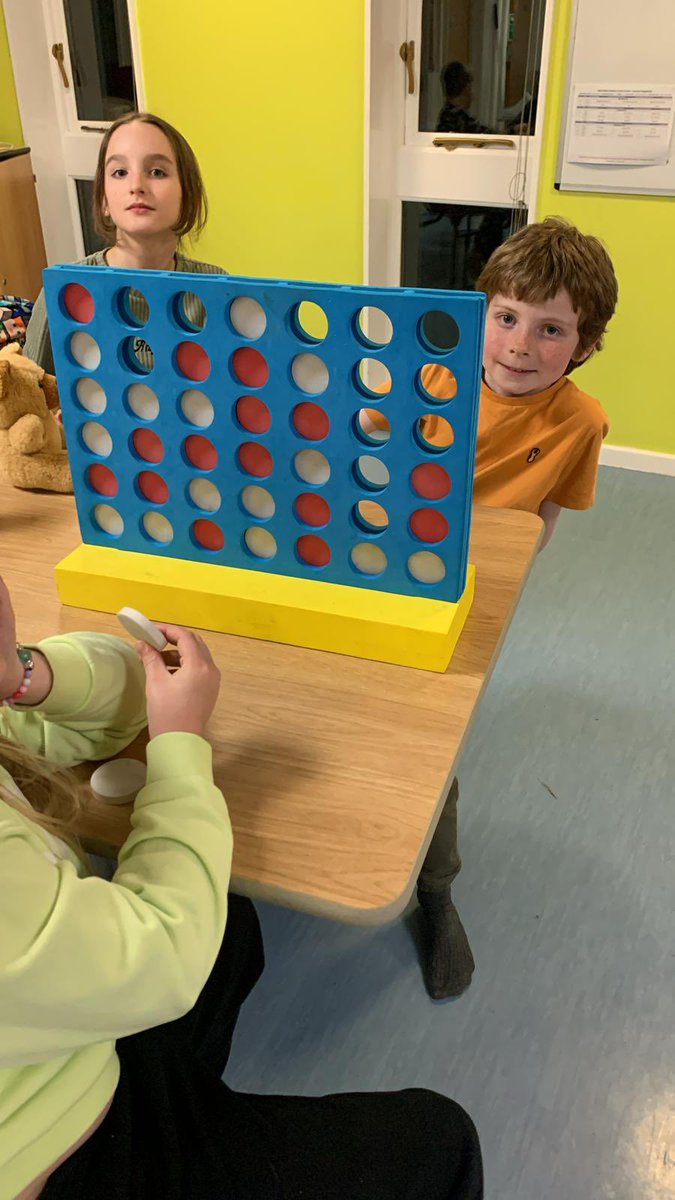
[{"xmin": 0, "ymin": 343, "xmax": 73, "ymax": 493}]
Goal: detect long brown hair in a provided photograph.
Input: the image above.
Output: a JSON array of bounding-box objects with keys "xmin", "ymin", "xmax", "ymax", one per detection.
[
  {"xmin": 93, "ymin": 111, "xmax": 208, "ymax": 244},
  {"xmin": 0, "ymin": 735, "xmax": 88, "ymax": 864}
]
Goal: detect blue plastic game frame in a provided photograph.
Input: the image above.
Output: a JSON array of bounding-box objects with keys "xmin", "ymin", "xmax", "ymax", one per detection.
[{"xmin": 44, "ymin": 265, "xmax": 485, "ymax": 603}]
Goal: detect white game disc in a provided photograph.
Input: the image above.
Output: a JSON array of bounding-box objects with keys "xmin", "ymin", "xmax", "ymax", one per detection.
[
  {"xmin": 90, "ymin": 757, "xmax": 147, "ymax": 805},
  {"xmin": 116, "ymin": 606, "xmax": 168, "ymax": 650}
]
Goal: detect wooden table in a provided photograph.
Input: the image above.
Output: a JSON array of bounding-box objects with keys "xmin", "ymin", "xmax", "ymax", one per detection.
[{"xmin": 1, "ymin": 484, "xmax": 542, "ymax": 923}]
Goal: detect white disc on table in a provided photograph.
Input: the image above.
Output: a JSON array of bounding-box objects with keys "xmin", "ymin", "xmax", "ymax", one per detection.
[
  {"xmin": 94, "ymin": 504, "xmax": 124, "ymax": 536},
  {"xmin": 408, "ymin": 550, "xmax": 446, "ymax": 584},
  {"xmin": 82, "ymin": 421, "xmax": 112, "ymax": 457},
  {"xmin": 70, "ymin": 331, "xmax": 101, "ymax": 370},
  {"xmin": 116, "ymin": 606, "xmax": 167, "ymax": 650},
  {"xmin": 76, "ymin": 378, "xmax": 107, "ymax": 414},
  {"xmin": 230, "ymin": 296, "xmax": 267, "ymax": 339},
  {"xmin": 244, "ymin": 526, "xmax": 277, "ymax": 559},
  {"xmin": 351, "ymin": 543, "xmax": 387, "ymax": 575},
  {"xmin": 240, "ymin": 484, "xmax": 275, "ymax": 519},
  {"xmin": 294, "ymin": 449, "xmax": 330, "ymax": 486},
  {"xmin": 180, "ymin": 389, "xmax": 214, "ymax": 427},
  {"xmin": 90, "ymin": 758, "xmax": 147, "ymax": 805},
  {"xmin": 291, "ymin": 352, "xmax": 329, "ymax": 395},
  {"xmin": 143, "ymin": 512, "xmax": 173, "ymax": 543},
  {"xmin": 189, "ymin": 478, "xmax": 221, "ymax": 512},
  {"xmin": 127, "ymin": 383, "xmax": 160, "ymax": 421}
]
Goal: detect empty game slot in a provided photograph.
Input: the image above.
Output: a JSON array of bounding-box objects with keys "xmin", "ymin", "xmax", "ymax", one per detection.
[
  {"xmin": 354, "ymin": 408, "xmax": 390, "ymax": 446},
  {"xmin": 413, "ymin": 415, "xmax": 455, "ymax": 454},
  {"xmin": 417, "ymin": 363, "xmax": 457, "ymax": 403},
  {"xmin": 121, "ymin": 336, "xmax": 154, "ymax": 375},
  {"xmin": 173, "ymin": 291, "xmax": 207, "ymax": 332},
  {"xmin": 353, "ymin": 500, "xmax": 389, "ymax": 534},
  {"xmin": 291, "ymin": 301, "xmax": 328, "ymax": 344},
  {"xmin": 116, "ymin": 287, "xmax": 149, "ymax": 329},
  {"xmin": 418, "ymin": 310, "xmax": 460, "ymax": 354},
  {"xmin": 354, "ymin": 358, "xmax": 391, "ymax": 398},
  {"xmin": 354, "ymin": 307, "xmax": 393, "ymax": 349},
  {"xmin": 352, "ymin": 455, "xmax": 389, "ymax": 492}
]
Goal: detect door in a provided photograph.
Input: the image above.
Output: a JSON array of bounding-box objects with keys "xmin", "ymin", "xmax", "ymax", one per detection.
[
  {"xmin": 3, "ymin": 0, "xmax": 143, "ymax": 264},
  {"xmin": 368, "ymin": 0, "xmax": 553, "ymax": 290}
]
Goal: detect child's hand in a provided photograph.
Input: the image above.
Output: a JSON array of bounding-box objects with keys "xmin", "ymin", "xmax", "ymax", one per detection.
[
  {"xmin": 0, "ymin": 577, "xmax": 22, "ymax": 700},
  {"xmin": 137, "ymin": 625, "xmax": 221, "ymax": 740}
]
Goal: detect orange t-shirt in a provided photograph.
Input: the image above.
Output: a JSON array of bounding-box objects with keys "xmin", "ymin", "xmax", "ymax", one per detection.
[
  {"xmin": 418, "ymin": 365, "xmax": 609, "ymax": 513},
  {"xmin": 367, "ymin": 366, "xmax": 608, "ymax": 513}
]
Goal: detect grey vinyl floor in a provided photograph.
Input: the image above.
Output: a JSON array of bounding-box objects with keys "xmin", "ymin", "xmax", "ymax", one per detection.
[{"xmin": 226, "ymin": 466, "xmax": 675, "ymax": 1200}]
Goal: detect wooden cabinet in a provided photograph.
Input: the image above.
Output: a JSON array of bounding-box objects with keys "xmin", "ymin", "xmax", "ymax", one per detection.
[{"xmin": 0, "ymin": 148, "xmax": 48, "ymax": 300}]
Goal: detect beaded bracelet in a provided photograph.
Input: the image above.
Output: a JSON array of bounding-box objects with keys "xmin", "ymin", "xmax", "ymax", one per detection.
[{"xmin": 1, "ymin": 645, "xmax": 34, "ymax": 706}]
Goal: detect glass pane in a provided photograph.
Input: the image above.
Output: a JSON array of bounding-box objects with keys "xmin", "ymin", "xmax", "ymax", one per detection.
[
  {"xmin": 418, "ymin": 0, "xmax": 545, "ymax": 135},
  {"xmin": 75, "ymin": 179, "xmax": 107, "ymax": 256},
  {"xmin": 401, "ymin": 201, "xmax": 524, "ymax": 291},
  {"xmin": 64, "ymin": 0, "xmax": 136, "ymax": 122}
]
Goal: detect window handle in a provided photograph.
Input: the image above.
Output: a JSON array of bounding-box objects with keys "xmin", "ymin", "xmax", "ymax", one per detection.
[
  {"xmin": 51, "ymin": 43, "xmax": 70, "ymax": 89},
  {"xmin": 399, "ymin": 40, "xmax": 415, "ymax": 95},
  {"xmin": 433, "ymin": 136, "xmax": 516, "ymax": 151}
]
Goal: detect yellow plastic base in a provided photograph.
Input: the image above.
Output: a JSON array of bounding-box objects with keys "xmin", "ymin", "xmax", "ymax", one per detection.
[{"xmin": 55, "ymin": 545, "xmax": 475, "ymax": 672}]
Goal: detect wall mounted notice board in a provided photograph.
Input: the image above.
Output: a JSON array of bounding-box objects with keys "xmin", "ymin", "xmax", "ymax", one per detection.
[{"xmin": 556, "ymin": 0, "xmax": 675, "ymax": 195}]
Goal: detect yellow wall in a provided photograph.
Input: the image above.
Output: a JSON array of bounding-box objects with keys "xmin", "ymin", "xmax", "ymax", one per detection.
[
  {"xmin": 535, "ymin": 0, "xmax": 675, "ymax": 453},
  {"xmin": 0, "ymin": 5, "xmax": 23, "ymax": 147},
  {"xmin": 137, "ymin": 0, "xmax": 365, "ymax": 285}
]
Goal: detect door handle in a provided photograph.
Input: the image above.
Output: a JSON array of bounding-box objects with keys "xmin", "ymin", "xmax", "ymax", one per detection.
[
  {"xmin": 399, "ymin": 40, "xmax": 415, "ymax": 95},
  {"xmin": 51, "ymin": 43, "xmax": 70, "ymax": 89}
]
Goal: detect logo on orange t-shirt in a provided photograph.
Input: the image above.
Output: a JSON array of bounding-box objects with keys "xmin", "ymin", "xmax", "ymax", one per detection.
[{"xmin": 527, "ymin": 448, "xmax": 541, "ymax": 463}]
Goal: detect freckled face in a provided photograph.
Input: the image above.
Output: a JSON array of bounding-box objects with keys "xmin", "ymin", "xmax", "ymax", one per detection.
[{"xmin": 483, "ymin": 290, "xmax": 586, "ymax": 397}]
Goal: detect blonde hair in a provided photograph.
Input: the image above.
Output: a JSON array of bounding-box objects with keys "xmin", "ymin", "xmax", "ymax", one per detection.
[
  {"xmin": 476, "ymin": 217, "xmax": 618, "ymax": 358},
  {"xmin": 0, "ymin": 736, "xmax": 88, "ymax": 864},
  {"xmin": 94, "ymin": 111, "xmax": 208, "ymax": 245}
]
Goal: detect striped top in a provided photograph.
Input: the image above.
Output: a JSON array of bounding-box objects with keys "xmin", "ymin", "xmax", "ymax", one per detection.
[{"xmin": 24, "ymin": 250, "xmax": 227, "ymax": 376}]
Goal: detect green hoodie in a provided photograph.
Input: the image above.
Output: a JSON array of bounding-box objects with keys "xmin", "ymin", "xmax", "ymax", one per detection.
[{"xmin": 0, "ymin": 632, "xmax": 232, "ymax": 1199}]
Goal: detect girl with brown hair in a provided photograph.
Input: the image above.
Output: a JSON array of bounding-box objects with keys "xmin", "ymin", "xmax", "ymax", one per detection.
[{"xmin": 24, "ymin": 112, "xmax": 224, "ymax": 375}]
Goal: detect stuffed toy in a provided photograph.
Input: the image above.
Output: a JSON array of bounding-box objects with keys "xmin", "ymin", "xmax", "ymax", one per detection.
[{"xmin": 0, "ymin": 343, "xmax": 73, "ymax": 493}]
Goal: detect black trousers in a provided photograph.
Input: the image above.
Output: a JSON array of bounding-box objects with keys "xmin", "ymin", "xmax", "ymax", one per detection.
[{"xmin": 43, "ymin": 896, "xmax": 483, "ymax": 1199}]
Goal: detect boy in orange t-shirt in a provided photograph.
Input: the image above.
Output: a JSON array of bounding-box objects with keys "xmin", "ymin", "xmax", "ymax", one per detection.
[{"xmin": 410, "ymin": 218, "xmax": 619, "ymax": 999}]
